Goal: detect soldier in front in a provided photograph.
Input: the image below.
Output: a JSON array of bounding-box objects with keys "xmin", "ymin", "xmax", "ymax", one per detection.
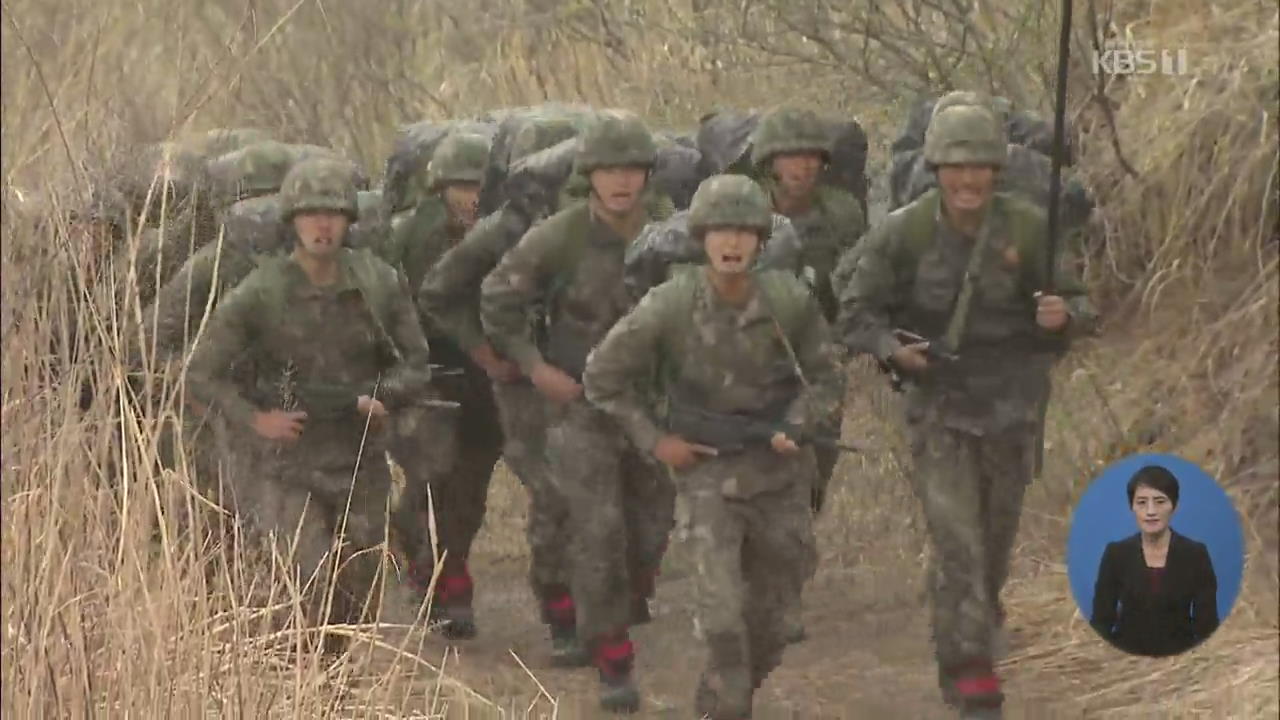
[
  {"xmin": 584, "ymin": 175, "xmax": 842, "ymax": 720},
  {"xmin": 836, "ymin": 104, "xmax": 1096, "ymax": 718},
  {"xmin": 185, "ymin": 158, "xmax": 433, "ymax": 648}
]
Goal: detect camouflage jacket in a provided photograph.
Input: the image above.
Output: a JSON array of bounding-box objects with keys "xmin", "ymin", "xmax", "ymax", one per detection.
[
  {"xmin": 119, "ymin": 213, "xmax": 213, "ymax": 310},
  {"xmin": 186, "ymin": 248, "xmax": 432, "ymax": 464},
  {"xmin": 838, "ymin": 189, "xmax": 1097, "ymax": 434},
  {"xmin": 376, "ymin": 196, "xmax": 475, "ymax": 370},
  {"xmin": 418, "ymin": 205, "xmax": 530, "ymax": 354},
  {"xmin": 763, "ymin": 180, "xmax": 867, "ymax": 322},
  {"xmin": 145, "ymin": 196, "xmax": 289, "ymax": 355},
  {"xmin": 378, "ymin": 196, "xmax": 457, "ymax": 297},
  {"xmin": 583, "ymin": 267, "xmax": 844, "ymax": 456},
  {"xmin": 480, "ymin": 198, "xmax": 669, "ymax": 380}
]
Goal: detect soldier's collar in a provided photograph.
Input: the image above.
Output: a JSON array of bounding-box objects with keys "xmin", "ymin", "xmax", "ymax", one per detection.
[
  {"xmin": 697, "ymin": 270, "xmax": 769, "ymax": 325},
  {"xmin": 936, "ymin": 198, "xmax": 997, "ymax": 240},
  {"xmin": 282, "ymin": 248, "xmax": 361, "ymax": 296}
]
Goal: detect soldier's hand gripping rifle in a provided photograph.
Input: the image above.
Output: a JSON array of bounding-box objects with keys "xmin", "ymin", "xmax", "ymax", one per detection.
[
  {"xmin": 877, "ymin": 329, "xmax": 960, "ymax": 392},
  {"xmin": 665, "ymin": 402, "xmax": 863, "ymax": 457},
  {"xmin": 291, "ymin": 381, "xmax": 460, "ymax": 420}
]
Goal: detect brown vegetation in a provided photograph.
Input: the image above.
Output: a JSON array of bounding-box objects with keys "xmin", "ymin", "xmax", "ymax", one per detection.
[{"xmin": 2, "ymin": 0, "xmax": 1276, "ymax": 717}]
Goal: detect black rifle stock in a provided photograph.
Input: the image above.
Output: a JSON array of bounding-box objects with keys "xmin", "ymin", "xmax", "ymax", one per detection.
[{"xmin": 666, "ymin": 402, "xmax": 861, "ymax": 456}]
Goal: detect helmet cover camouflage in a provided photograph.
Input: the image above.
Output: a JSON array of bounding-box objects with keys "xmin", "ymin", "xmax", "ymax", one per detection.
[
  {"xmin": 750, "ymin": 107, "xmax": 834, "ymax": 167},
  {"xmin": 278, "ymin": 157, "xmax": 360, "ymax": 222},
  {"xmin": 574, "ymin": 109, "xmax": 658, "ymax": 175},
  {"xmin": 687, "ymin": 174, "xmax": 773, "ymax": 243},
  {"xmin": 209, "ymin": 140, "xmax": 297, "ymax": 201},
  {"xmin": 509, "ymin": 117, "xmax": 580, "ymax": 165},
  {"xmin": 287, "ymin": 144, "xmax": 370, "ymax": 191},
  {"xmin": 923, "ymin": 105, "xmax": 1008, "ymax": 168},
  {"xmin": 427, "ymin": 132, "xmax": 491, "ymax": 191},
  {"xmin": 931, "ymin": 90, "xmax": 1012, "ymax": 128}
]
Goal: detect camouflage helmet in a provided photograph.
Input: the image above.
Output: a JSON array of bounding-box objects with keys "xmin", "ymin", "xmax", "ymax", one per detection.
[
  {"xmin": 427, "ymin": 132, "xmax": 491, "ymax": 191},
  {"xmin": 209, "ymin": 140, "xmax": 296, "ymax": 201},
  {"xmin": 932, "ymin": 90, "xmax": 1012, "ymax": 128},
  {"xmin": 278, "ymin": 157, "xmax": 359, "ymax": 223},
  {"xmin": 574, "ymin": 110, "xmax": 658, "ymax": 175},
  {"xmin": 924, "ymin": 105, "xmax": 1008, "ymax": 168},
  {"xmin": 287, "ymin": 144, "xmax": 371, "ymax": 191},
  {"xmin": 509, "ymin": 117, "xmax": 580, "ymax": 165},
  {"xmin": 687, "ymin": 174, "xmax": 773, "ymax": 243},
  {"xmin": 750, "ymin": 108, "xmax": 834, "ymax": 167}
]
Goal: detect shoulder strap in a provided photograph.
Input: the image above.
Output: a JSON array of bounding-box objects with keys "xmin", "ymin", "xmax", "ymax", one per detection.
[
  {"xmin": 941, "ymin": 208, "xmax": 996, "ymax": 353},
  {"xmin": 653, "ymin": 266, "xmax": 702, "ymax": 383},
  {"xmin": 892, "ymin": 189, "xmax": 941, "ymax": 293},
  {"xmin": 545, "ymin": 203, "xmax": 592, "ymax": 305},
  {"xmin": 754, "ymin": 270, "xmax": 813, "ymax": 386}
]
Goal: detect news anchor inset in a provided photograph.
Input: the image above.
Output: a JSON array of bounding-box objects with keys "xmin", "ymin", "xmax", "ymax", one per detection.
[{"xmin": 1067, "ymin": 454, "xmax": 1244, "ymax": 658}]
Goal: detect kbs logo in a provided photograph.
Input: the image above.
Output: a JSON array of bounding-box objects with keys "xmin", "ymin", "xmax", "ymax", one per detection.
[{"xmin": 1092, "ymin": 41, "xmax": 1189, "ymax": 76}]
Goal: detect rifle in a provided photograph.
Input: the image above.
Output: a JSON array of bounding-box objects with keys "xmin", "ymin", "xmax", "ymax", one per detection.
[
  {"xmin": 666, "ymin": 402, "xmax": 862, "ymax": 457},
  {"xmin": 878, "ymin": 328, "xmax": 960, "ymax": 392},
  {"xmin": 291, "ymin": 382, "xmax": 459, "ymax": 420}
]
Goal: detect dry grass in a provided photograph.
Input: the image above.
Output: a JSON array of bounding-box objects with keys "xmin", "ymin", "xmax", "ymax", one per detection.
[{"xmin": 2, "ymin": 0, "xmax": 1277, "ymax": 718}]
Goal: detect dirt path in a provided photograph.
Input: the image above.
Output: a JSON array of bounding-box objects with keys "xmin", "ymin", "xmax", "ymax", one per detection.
[{"xmin": 357, "ymin": 363, "xmax": 1275, "ymax": 719}]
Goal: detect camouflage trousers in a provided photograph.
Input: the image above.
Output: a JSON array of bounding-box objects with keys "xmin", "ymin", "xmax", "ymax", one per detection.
[
  {"xmin": 907, "ymin": 419, "xmax": 1032, "ymax": 703},
  {"xmin": 491, "ymin": 379, "xmax": 571, "ymax": 613},
  {"xmin": 546, "ymin": 401, "xmax": 676, "ymax": 646},
  {"xmin": 389, "ymin": 369, "xmax": 502, "ymax": 585},
  {"xmin": 219, "ymin": 433, "xmax": 396, "ymax": 637},
  {"xmin": 678, "ymin": 448, "xmax": 818, "ymax": 719}
]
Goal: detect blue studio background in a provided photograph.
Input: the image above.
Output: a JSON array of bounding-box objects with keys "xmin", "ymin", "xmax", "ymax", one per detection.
[{"xmin": 1066, "ymin": 453, "xmax": 1245, "ymax": 622}]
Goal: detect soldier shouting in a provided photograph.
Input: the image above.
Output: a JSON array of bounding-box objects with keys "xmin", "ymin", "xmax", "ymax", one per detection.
[{"xmin": 584, "ymin": 175, "xmax": 843, "ymax": 720}]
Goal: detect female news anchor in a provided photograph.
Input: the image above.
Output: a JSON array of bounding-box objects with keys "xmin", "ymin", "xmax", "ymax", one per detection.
[{"xmin": 1090, "ymin": 465, "xmax": 1220, "ymax": 656}]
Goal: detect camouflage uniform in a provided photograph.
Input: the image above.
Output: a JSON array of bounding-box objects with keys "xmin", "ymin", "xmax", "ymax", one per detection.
[
  {"xmin": 373, "ymin": 132, "xmax": 500, "ymax": 637},
  {"xmin": 480, "ymin": 111, "xmax": 676, "ymax": 712},
  {"xmin": 147, "ymin": 141, "xmax": 302, "ymax": 356},
  {"xmin": 851, "ymin": 91, "xmax": 1094, "ymax": 483},
  {"xmin": 837, "ymin": 106, "xmax": 1097, "ymax": 717},
  {"xmin": 185, "ymin": 159, "xmax": 433, "ymax": 640},
  {"xmin": 107, "ymin": 142, "xmax": 224, "ymax": 307},
  {"xmin": 751, "ymin": 108, "xmax": 866, "ymax": 509},
  {"xmin": 422, "ymin": 113, "xmax": 586, "ymax": 655},
  {"xmin": 418, "ymin": 116, "xmax": 588, "ymax": 659},
  {"xmin": 584, "ymin": 175, "xmax": 841, "ymax": 719}
]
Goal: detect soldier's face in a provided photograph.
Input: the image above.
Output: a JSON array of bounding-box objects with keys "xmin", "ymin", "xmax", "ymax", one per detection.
[
  {"xmin": 937, "ymin": 164, "xmax": 997, "ymax": 213},
  {"xmin": 293, "ymin": 210, "xmax": 350, "ymax": 258},
  {"xmin": 589, "ymin": 166, "xmax": 648, "ymax": 215},
  {"xmin": 771, "ymin": 152, "xmax": 823, "ymax": 197},
  {"xmin": 1131, "ymin": 484, "xmax": 1175, "ymax": 536},
  {"xmin": 704, "ymin": 227, "xmax": 761, "ymax": 275},
  {"xmin": 444, "ymin": 182, "xmax": 481, "ymax": 230}
]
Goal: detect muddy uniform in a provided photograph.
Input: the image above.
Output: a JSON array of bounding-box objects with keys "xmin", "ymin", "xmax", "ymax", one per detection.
[
  {"xmin": 418, "ymin": 207, "xmax": 573, "ymax": 613},
  {"xmin": 481, "ymin": 197, "xmax": 677, "ymax": 645},
  {"xmin": 370, "ymin": 132, "xmax": 499, "ymax": 637},
  {"xmin": 481, "ymin": 112, "xmax": 677, "ymax": 712},
  {"xmin": 418, "ymin": 116, "xmax": 590, "ymax": 656},
  {"xmin": 751, "ymin": 109, "xmax": 867, "ymax": 510},
  {"xmin": 186, "ymin": 244, "xmax": 432, "ymax": 634},
  {"xmin": 585, "ymin": 175, "xmax": 842, "ymax": 718},
  {"xmin": 838, "ymin": 106, "xmax": 1095, "ymax": 716}
]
